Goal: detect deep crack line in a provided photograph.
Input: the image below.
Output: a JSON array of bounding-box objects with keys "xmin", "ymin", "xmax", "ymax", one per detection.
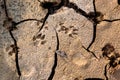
[
  {"xmin": 3, "ymin": 0, "xmax": 41, "ymax": 31},
  {"xmin": 38, "ymin": 11, "xmax": 49, "ymax": 32},
  {"xmin": 3, "ymin": 0, "xmax": 21, "ymax": 77},
  {"xmin": 2, "ymin": 0, "xmax": 43, "ymax": 77},
  {"xmin": 118, "ymin": 0, "xmax": 120, "ymax": 5},
  {"xmin": 3, "ymin": 0, "xmax": 40, "ymax": 78},
  {"xmin": 93, "ymin": 0, "xmax": 97, "ymax": 16},
  {"xmin": 87, "ymin": 0, "xmax": 120, "ymax": 50},
  {"xmin": 87, "ymin": 0, "xmax": 97, "ymax": 50},
  {"xmin": 3, "ymin": 0, "xmax": 9, "ymax": 18},
  {"xmin": 48, "ymin": 28, "xmax": 59, "ymax": 80},
  {"xmin": 65, "ymin": 2, "xmax": 89, "ymax": 19},
  {"xmin": 38, "ymin": 0, "xmax": 64, "ymax": 32},
  {"xmin": 15, "ymin": 19, "xmax": 42, "ymax": 25},
  {"xmin": 9, "ymin": 30, "xmax": 21, "ymax": 77},
  {"xmin": 87, "ymin": 23, "xmax": 97, "ymax": 50},
  {"xmin": 82, "ymin": 45, "xmax": 98, "ymax": 59},
  {"xmin": 37, "ymin": 0, "xmax": 120, "ymax": 53},
  {"xmin": 102, "ymin": 19, "xmax": 120, "ymax": 22},
  {"xmin": 104, "ymin": 64, "xmax": 109, "ymax": 80},
  {"xmin": 63, "ymin": 0, "xmax": 98, "ymax": 59},
  {"xmin": 84, "ymin": 78, "xmax": 104, "ymax": 80}
]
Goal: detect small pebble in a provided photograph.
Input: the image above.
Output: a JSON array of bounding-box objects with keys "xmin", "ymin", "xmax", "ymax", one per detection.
[{"xmin": 55, "ymin": 50, "xmax": 67, "ymax": 58}]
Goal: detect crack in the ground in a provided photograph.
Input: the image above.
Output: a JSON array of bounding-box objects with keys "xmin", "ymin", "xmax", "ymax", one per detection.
[
  {"xmin": 102, "ymin": 19, "xmax": 120, "ymax": 22},
  {"xmin": 38, "ymin": 0, "xmax": 65, "ymax": 32},
  {"xmin": 84, "ymin": 78, "xmax": 104, "ymax": 80},
  {"xmin": 3, "ymin": 0, "xmax": 21, "ymax": 77},
  {"xmin": 102, "ymin": 43, "xmax": 120, "ymax": 80},
  {"xmin": 86, "ymin": 0, "xmax": 97, "ymax": 50},
  {"xmin": 2, "ymin": 0, "xmax": 41, "ymax": 78},
  {"xmin": 38, "ymin": 0, "xmax": 90, "ymax": 33},
  {"xmin": 82, "ymin": 45, "xmax": 98, "ymax": 59},
  {"xmin": 2, "ymin": 0, "xmax": 120, "ymax": 80},
  {"xmin": 38, "ymin": 0, "xmax": 114, "ymax": 59},
  {"xmin": 104, "ymin": 64, "xmax": 109, "ymax": 80},
  {"xmin": 118, "ymin": 0, "xmax": 120, "ymax": 5},
  {"xmin": 65, "ymin": 0, "xmax": 99, "ymax": 58},
  {"xmin": 87, "ymin": 0, "xmax": 120, "ymax": 50},
  {"xmin": 47, "ymin": 28, "xmax": 59, "ymax": 80},
  {"xmin": 9, "ymin": 30, "xmax": 21, "ymax": 78},
  {"xmin": 37, "ymin": 0, "xmax": 98, "ymax": 58},
  {"xmin": 65, "ymin": 1, "xmax": 89, "ymax": 18}
]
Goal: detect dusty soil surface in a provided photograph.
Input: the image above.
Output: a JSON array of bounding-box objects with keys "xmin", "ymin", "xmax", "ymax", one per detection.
[{"xmin": 0, "ymin": 0, "xmax": 120, "ymax": 80}]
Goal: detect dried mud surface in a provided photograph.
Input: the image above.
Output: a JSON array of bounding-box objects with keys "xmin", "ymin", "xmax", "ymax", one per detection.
[{"xmin": 0, "ymin": 0, "xmax": 120, "ymax": 80}]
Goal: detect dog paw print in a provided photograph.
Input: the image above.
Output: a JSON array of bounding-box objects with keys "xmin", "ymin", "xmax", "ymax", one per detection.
[
  {"xmin": 58, "ymin": 25, "xmax": 78, "ymax": 37},
  {"xmin": 33, "ymin": 33, "xmax": 45, "ymax": 41},
  {"xmin": 68, "ymin": 26, "xmax": 78, "ymax": 37},
  {"xmin": 4, "ymin": 44, "xmax": 19, "ymax": 56},
  {"xmin": 33, "ymin": 33, "xmax": 47, "ymax": 45},
  {"xmin": 102, "ymin": 43, "xmax": 120, "ymax": 74}
]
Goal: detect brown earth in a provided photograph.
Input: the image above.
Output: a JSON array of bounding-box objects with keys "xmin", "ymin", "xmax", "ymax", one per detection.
[{"xmin": 0, "ymin": 0, "xmax": 120, "ymax": 80}]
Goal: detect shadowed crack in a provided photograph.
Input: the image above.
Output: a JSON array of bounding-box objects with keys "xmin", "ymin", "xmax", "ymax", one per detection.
[
  {"xmin": 15, "ymin": 19, "xmax": 42, "ymax": 25},
  {"xmin": 34, "ymin": 0, "xmax": 120, "ymax": 60},
  {"xmin": 2, "ymin": 0, "xmax": 41, "ymax": 30},
  {"xmin": 38, "ymin": 0, "xmax": 91, "ymax": 33},
  {"xmin": 37, "ymin": 0, "xmax": 98, "ymax": 58},
  {"xmin": 65, "ymin": 0, "xmax": 99, "ymax": 58},
  {"xmin": 38, "ymin": 0, "xmax": 65, "ymax": 32},
  {"xmin": 3, "ymin": 0, "xmax": 8, "ymax": 18},
  {"xmin": 118, "ymin": 0, "xmax": 120, "ymax": 5},
  {"xmin": 9, "ymin": 30, "xmax": 21, "ymax": 78},
  {"xmin": 84, "ymin": 78, "xmax": 104, "ymax": 80},
  {"xmin": 48, "ymin": 28, "xmax": 59, "ymax": 80},
  {"xmin": 2, "ymin": 0, "xmax": 120, "ymax": 79},
  {"xmin": 82, "ymin": 46, "xmax": 98, "ymax": 59},
  {"xmin": 37, "ymin": 0, "xmax": 99, "ymax": 58},
  {"xmin": 64, "ymin": 0, "xmax": 120, "ymax": 55},
  {"xmin": 104, "ymin": 64, "xmax": 109, "ymax": 80},
  {"xmin": 3, "ymin": 0, "xmax": 21, "ymax": 77},
  {"xmin": 2, "ymin": 0, "xmax": 41, "ymax": 78},
  {"xmin": 65, "ymin": 2, "xmax": 89, "ymax": 18},
  {"xmin": 38, "ymin": 12, "xmax": 49, "ymax": 32},
  {"xmin": 86, "ymin": 0, "xmax": 97, "ymax": 50},
  {"xmin": 102, "ymin": 43, "xmax": 120, "ymax": 80},
  {"xmin": 85, "ymin": 0, "xmax": 120, "ymax": 59},
  {"xmin": 87, "ymin": 0, "xmax": 120, "ymax": 50},
  {"xmin": 102, "ymin": 19, "xmax": 120, "ymax": 22}
]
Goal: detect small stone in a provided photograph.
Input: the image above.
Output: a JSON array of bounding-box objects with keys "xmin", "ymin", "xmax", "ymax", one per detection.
[{"xmin": 55, "ymin": 50, "xmax": 67, "ymax": 58}]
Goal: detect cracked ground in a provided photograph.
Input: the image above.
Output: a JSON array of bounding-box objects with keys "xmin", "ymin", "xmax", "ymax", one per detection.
[{"xmin": 0, "ymin": 0, "xmax": 120, "ymax": 80}]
